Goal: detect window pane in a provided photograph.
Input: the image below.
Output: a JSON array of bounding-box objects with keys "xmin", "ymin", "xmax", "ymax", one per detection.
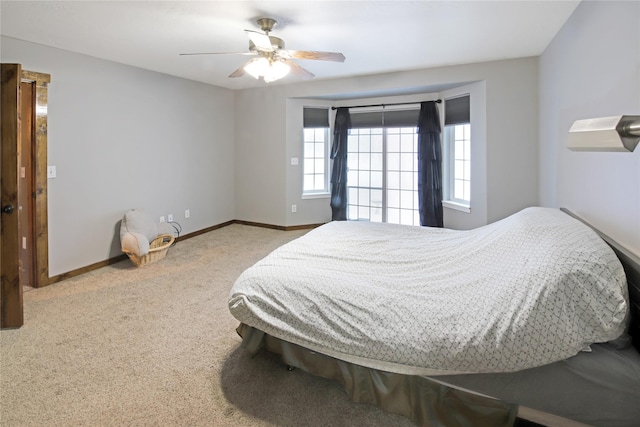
[
  {"xmin": 387, "ymin": 134, "xmax": 400, "ymax": 152},
  {"xmin": 371, "ymin": 207, "xmax": 383, "ymax": 222},
  {"xmin": 359, "ymin": 135, "xmax": 371, "ymax": 152},
  {"xmin": 400, "ymin": 171, "xmax": 414, "ymax": 190},
  {"xmin": 387, "ymin": 153, "xmax": 400, "ymax": 171},
  {"xmin": 359, "ymin": 188, "xmax": 370, "ymax": 206},
  {"xmin": 303, "ymin": 128, "xmax": 315, "ymax": 140},
  {"xmin": 348, "ymin": 205, "xmax": 358, "ymax": 220},
  {"xmin": 371, "ymin": 134, "xmax": 383, "ymax": 152},
  {"xmin": 400, "ymin": 190, "xmax": 414, "ymax": 209},
  {"xmin": 304, "ymin": 158, "xmax": 314, "ymax": 172},
  {"xmin": 348, "ymin": 187, "xmax": 358, "ymax": 203},
  {"xmin": 304, "ymin": 143, "xmax": 315, "ymax": 157},
  {"xmin": 358, "ymin": 171, "xmax": 370, "ymax": 187},
  {"xmin": 400, "ymin": 134, "xmax": 414, "ymax": 152},
  {"xmin": 400, "ymin": 209, "xmax": 414, "ymax": 225},
  {"xmin": 371, "ymin": 171, "xmax": 383, "ymax": 188},
  {"xmin": 454, "ymin": 140, "xmax": 464, "ymax": 159},
  {"xmin": 388, "ymin": 189, "xmax": 400, "ymax": 208},
  {"xmin": 454, "ymin": 180, "xmax": 464, "ymax": 200},
  {"xmin": 371, "ymin": 189, "xmax": 383, "ymax": 208},
  {"xmin": 348, "ymin": 154, "xmax": 358, "ymax": 170},
  {"xmin": 371, "ymin": 153, "xmax": 383, "ymax": 171},
  {"xmin": 387, "ymin": 171, "xmax": 400, "ymax": 189},
  {"xmin": 348, "ymin": 170, "xmax": 358, "ymax": 185},
  {"xmin": 359, "ymin": 152, "xmax": 370, "ymax": 169},
  {"xmin": 387, "ymin": 208, "xmax": 400, "ymax": 224},
  {"xmin": 358, "ymin": 205, "xmax": 369, "ymax": 220},
  {"xmin": 400, "ymin": 153, "xmax": 413, "ymax": 171},
  {"xmin": 348, "ymin": 136, "xmax": 358, "ymax": 152},
  {"xmin": 303, "ymin": 175, "xmax": 314, "ymax": 191},
  {"xmin": 455, "ymin": 160, "xmax": 465, "ymax": 179}
]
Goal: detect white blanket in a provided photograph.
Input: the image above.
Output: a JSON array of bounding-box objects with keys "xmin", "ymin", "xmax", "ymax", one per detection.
[{"xmin": 228, "ymin": 207, "xmax": 628, "ymax": 375}]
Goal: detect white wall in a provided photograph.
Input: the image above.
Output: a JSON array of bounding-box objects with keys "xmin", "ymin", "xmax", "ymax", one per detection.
[
  {"xmin": 1, "ymin": 36, "xmax": 236, "ymax": 276},
  {"xmin": 4, "ymin": 1, "xmax": 636, "ymax": 276},
  {"xmin": 236, "ymin": 57, "xmax": 539, "ymax": 230},
  {"xmin": 539, "ymin": 1, "xmax": 640, "ymax": 256}
]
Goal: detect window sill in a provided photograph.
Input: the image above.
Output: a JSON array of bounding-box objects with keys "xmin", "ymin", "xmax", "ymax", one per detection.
[
  {"xmin": 443, "ymin": 201, "xmax": 471, "ymax": 213},
  {"xmin": 302, "ymin": 192, "xmax": 330, "ymax": 200}
]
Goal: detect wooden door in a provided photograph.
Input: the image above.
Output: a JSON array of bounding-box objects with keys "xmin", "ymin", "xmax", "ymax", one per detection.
[{"xmin": 1, "ymin": 63, "xmax": 24, "ymax": 328}]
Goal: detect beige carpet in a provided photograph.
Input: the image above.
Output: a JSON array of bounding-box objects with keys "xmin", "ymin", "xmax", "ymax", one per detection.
[{"xmin": 0, "ymin": 224, "xmax": 414, "ymax": 427}]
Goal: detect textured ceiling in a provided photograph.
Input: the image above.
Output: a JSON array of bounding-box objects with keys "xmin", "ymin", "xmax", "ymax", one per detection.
[{"xmin": 0, "ymin": 1, "xmax": 580, "ymax": 90}]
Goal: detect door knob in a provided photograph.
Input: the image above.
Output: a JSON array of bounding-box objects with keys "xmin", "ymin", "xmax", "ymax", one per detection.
[{"xmin": 2, "ymin": 204, "xmax": 15, "ymax": 214}]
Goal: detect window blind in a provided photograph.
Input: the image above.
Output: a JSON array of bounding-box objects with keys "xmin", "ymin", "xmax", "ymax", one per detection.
[
  {"xmin": 349, "ymin": 108, "xmax": 420, "ymax": 128},
  {"xmin": 444, "ymin": 95, "xmax": 470, "ymax": 126},
  {"xmin": 303, "ymin": 107, "xmax": 329, "ymax": 128}
]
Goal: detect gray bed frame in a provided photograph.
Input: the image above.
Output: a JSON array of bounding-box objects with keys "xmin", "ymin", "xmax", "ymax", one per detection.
[{"xmin": 237, "ymin": 208, "xmax": 640, "ymax": 427}]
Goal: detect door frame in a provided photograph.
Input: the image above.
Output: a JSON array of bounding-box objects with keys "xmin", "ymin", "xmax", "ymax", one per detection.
[
  {"xmin": 22, "ymin": 70, "xmax": 51, "ymax": 288},
  {"xmin": 1, "ymin": 64, "xmax": 50, "ymax": 328}
]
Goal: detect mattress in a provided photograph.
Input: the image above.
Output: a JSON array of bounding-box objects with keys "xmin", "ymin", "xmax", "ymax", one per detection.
[{"xmin": 229, "ymin": 207, "xmax": 629, "ymax": 375}]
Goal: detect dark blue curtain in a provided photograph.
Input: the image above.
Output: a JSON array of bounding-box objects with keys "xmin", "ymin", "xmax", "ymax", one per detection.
[
  {"xmin": 417, "ymin": 101, "xmax": 443, "ymax": 227},
  {"xmin": 330, "ymin": 107, "xmax": 351, "ymax": 220}
]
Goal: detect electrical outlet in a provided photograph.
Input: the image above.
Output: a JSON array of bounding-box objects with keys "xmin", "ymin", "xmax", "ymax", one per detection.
[
  {"xmin": 291, "ymin": 204, "xmax": 297, "ymax": 213},
  {"xmin": 185, "ymin": 209, "xmax": 190, "ymax": 219},
  {"xmin": 159, "ymin": 216, "xmax": 165, "ymax": 223},
  {"xmin": 167, "ymin": 213, "xmax": 173, "ymax": 222}
]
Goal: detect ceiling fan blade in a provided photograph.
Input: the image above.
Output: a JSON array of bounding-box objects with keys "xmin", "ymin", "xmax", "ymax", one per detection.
[
  {"xmin": 228, "ymin": 67, "xmax": 245, "ymax": 78},
  {"xmin": 283, "ymin": 50, "xmax": 345, "ymax": 62},
  {"xmin": 180, "ymin": 51, "xmax": 256, "ymax": 56},
  {"xmin": 228, "ymin": 59, "xmax": 255, "ymax": 78},
  {"xmin": 283, "ymin": 59, "xmax": 315, "ymax": 80},
  {"xmin": 245, "ymin": 30, "xmax": 273, "ymax": 52}
]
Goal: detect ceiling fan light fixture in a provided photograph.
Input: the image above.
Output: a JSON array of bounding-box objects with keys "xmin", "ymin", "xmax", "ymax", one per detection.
[{"xmin": 244, "ymin": 57, "xmax": 290, "ymax": 83}]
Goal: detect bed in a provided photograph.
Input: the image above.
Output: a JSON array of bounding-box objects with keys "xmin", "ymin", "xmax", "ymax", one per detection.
[{"xmin": 228, "ymin": 207, "xmax": 640, "ymax": 427}]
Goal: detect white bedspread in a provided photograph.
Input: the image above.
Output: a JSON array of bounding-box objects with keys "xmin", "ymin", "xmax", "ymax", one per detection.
[{"xmin": 228, "ymin": 207, "xmax": 629, "ymax": 375}]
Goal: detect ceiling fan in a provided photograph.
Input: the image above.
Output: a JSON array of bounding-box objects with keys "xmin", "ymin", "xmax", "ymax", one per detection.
[{"xmin": 180, "ymin": 18, "xmax": 346, "ymax": 82}]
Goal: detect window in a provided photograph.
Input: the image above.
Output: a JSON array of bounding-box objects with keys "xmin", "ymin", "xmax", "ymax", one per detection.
[
  {"xmin": 448, "ymin": 123, "xmax": 471, "ymax": 204},
  {"xmin": 346, "ymin": 107, "xmax": 421, "ymax": 226},
  {"xmin": 443, "ymin": 95, "xmax": 471, "ymax": 209},
  {"xmin": 302, "ymin": 108, "xmax": 330, "ymax": 195}
]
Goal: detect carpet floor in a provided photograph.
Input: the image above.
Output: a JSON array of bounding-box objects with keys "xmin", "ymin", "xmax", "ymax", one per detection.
[{"xmin": 1, "ymin": 224, "xmax": 415, "ymax": 427}]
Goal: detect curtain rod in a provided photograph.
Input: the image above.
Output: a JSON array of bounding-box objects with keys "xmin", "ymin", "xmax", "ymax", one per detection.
[{"xmin": 331, "ymin": 99, "xmax": 441, "ymax": 110}]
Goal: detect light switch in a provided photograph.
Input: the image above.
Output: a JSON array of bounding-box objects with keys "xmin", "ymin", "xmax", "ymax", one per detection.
[
  {"xmin": 47, "ymin": 166, "xmax": 57, "ymax": 179},
  {"xmin": 291, "ymin": 157, "xmax": 299, "ymax": 166}
]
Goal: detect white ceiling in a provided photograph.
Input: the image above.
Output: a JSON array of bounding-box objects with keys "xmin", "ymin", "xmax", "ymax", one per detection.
[{"xmin": 0, "ymin": 1, "xmax": 580, "ymax": 90}]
